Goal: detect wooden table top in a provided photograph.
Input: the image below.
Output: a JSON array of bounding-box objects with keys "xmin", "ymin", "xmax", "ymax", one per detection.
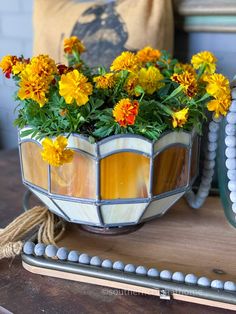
[{"xmin": 0, "ymin": 149, "xmax": 233, "ymax": 314}]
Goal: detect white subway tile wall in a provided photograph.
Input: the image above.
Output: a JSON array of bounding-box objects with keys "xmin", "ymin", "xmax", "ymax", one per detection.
[{"xmin": 0, "ymin": 0, "xmax": 33, "ymax": 149}]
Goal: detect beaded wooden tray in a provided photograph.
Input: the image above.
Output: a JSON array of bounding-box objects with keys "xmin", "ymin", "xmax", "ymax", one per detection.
[{"xmin": 22, "ymin": 196, "xmax": 236, "ymax": 311}]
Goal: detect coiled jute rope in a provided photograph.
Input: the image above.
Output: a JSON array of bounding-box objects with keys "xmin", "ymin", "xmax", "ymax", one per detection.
[{"xmin": 0, "ymin": 206, "xmax": 66, "ymax": 259}]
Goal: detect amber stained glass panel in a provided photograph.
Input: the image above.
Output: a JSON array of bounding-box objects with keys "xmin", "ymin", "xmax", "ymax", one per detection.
[
  {"xmin": 153, "ymin": 146, "xmax": 189, "ymax": 195},
  {"xmin": 100, "ymin": 152, "xmax": 150, "ymax": 199}
]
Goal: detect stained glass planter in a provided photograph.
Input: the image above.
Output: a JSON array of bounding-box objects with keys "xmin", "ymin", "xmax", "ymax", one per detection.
[{"xmin": 19, "ymin": 128, "xmax": 199, "ymax": 228}]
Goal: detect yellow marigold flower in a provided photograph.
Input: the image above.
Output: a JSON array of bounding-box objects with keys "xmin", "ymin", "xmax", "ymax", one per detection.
[
  {"xmin": 171, "ymin": 71, "xmax": 197, "ymax": 98},
  {"xmin": 93, "ymin": 73, "xmax": 115, "ymax": 89},
  {"xmin": 191, "ymin": 51, "xmax": 217, "ymax": 74},
  {"xmin": 18, "ymin": 68, "xmax": 49, "ymax": 107},
  {"xmin": 207, "ymin": 97, "xmax": 231, "ymax": 118},
  {"xmin": 175, "ymin": 63, "xmax": 196, "ymax": 76},
  {"xmin": 59, "ymin": 69, "xmax": 93, "ymax": 106},
  {"xmin": 136, "ymin": 46, "xmax": 161, "ymax": 64},
  {"xmin": 172, "ymin": 108, "xmax": 189, "ymax": 128},
  {"xmin": 0, "ymin": 55, "xmax": 17, "ymax": 78},
  {"xmin": 125, "ymin": 73, "xmax": 139, "ymax": 95},
  {"xmin": 110, "ymin": 51, "xmax": 139, "ymax": 72},
  {"xmin": 138, "ymin": 66, "xmax": 164, "ymax": 94},
  {"xmin": 64, "ymin": 36, "xmax": 85, "ymax": 54},
  {"xmin": 113, "ymin": 98, "xmax": 139, "ymax": 127},
  {"xmin": 206, "ymin": 73, "xmax": 231, "ymax": 99},
  {"xmin": 41, "ymin": 136, "xmax": 74, "ymax": 167},
  {"xmin": 29, "ymin": 54, "xmax": 58, "ymax": 79},
  {"xmin": 12, "ymin": 61, "xmax": 27, "ymax": 75}
]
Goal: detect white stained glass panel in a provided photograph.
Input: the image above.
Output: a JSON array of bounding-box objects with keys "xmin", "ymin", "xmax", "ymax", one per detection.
[
  {"xmin": 99, "ymin": 137, "xmax": 152, "ymax": 157},
  {"xmin": 68, "ymin": 134, "xmax": 97, "ymax": 156},
  {"xmin": 30, "ymin": 188, "xmax": 66, "ymax": 219},
  {"xmin": 53, "ymin": 199, "xmax": 100, "ymax": 225},
  {"xmin": 101, "ymin": 203, "xmax": 148, "ymax": 225},
  {"xmin": 154, "ymin": 132, "xmax": 191, "ymax": 154},
  {"xmin": 141, "ymin": 192, "xmax": 185, "ymax": 220}
]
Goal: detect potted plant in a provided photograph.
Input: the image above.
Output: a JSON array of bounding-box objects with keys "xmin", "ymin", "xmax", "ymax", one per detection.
[{"xmin": 0, "ymin": 37, "xmax": 231, "ymax": 232}]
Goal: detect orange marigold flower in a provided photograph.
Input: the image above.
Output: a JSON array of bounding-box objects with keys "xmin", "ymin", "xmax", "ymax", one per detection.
[
  {"xmin": 137, "ymin": 46, "xmax": 161, "ymax": 64},
  {"xmin": 29, "ymin": 54, "xmax": 58, "ymax": 79},
  {"xmin": 59, "ymin": 69, "xmax": 93, "ymax": 106},
  {"xmin": 110, "ymin": 51, "xmax": 139, "ymax": 72},
  {"xmin": 113, "ymin": 98, "xmax": 139, "ymax": 127},
  {"xmin": 125, "ymin": 73, "xmax": 139, "ymax": 95},
  {"xmin": 207, "ymin": 97, "xmax": 231, "ymax": 118},
  {"xmin": 171, "ymin": 71, "xmax": 197, "ymax": 98},
  {"xmin": 93, "ymin": 73, "xmax": 115, "ymax": 89},
  {"xmin": 18, "ymin": 68, "xmax": 50, "ymax": 107},
  {"xmin": 0, "ymin": 55, "xmax": 18, "ymax": 78},
  {"xmin": 41, "ymin": 136, "xmax": 74, "ymax": 167},
  {"xmin": 172, "ymin": 108, "xmax": 189, "ymax": 128},
  {"xmin": 64, "ymin": 36, "xmax": 85, "ymax": 54}
]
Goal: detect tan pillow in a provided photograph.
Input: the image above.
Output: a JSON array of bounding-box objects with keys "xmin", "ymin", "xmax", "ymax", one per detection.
[{"xmin": 33, "ymin": 0, "xmax": 173, "ymax": 67}]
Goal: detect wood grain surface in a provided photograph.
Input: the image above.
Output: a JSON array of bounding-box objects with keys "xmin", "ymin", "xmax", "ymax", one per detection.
[{"xmin": 0, "ymin": 149, "xmax": 235, "ymax": 314}]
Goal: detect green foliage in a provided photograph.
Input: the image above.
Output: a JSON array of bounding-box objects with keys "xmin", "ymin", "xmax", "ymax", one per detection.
[{"xmin": 10, "ymin": 44, "xmax": 220, "ymax": 142}]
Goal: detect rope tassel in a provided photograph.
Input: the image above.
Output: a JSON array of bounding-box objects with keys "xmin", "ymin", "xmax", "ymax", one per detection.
[{"xmin": 0, "ymin": 206, "xmax": 66, "ymax": 259}]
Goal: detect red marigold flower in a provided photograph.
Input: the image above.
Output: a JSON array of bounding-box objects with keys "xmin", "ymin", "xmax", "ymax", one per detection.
[
  {"xmin": 0, "ymin": 55, "xmax": 18, "ymax": 78},
  {"xmin": 113, "ymin": 98, "xmax": 139, "ymax": 127}
]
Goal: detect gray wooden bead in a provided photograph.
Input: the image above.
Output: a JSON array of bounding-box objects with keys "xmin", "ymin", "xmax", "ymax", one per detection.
[
  {"xmin": 160, "ymin": 270, "xmax": 173, "ymax": 281},
  {"xmin": 124, "ymin": 264, "xmax": 136, "ymax": 273},
  {"xmin": 230, "ymin": 192, "xmax": 236, "ymax": 203},
  {"xmin": 101, "ymin": 259, "xmax": 113, "ymax": 269},
  {"xmin": 68, "ymin": 250, "xmax": 80, "ymax": 262},
  {"xmin": 34, "ymin": 243, "xmax": 46, "ymax": 256},
  {"xmin": 232, "ymin": 203, "xmax": 236, "ymax": 213},
  {"xmin": 225, "ymin": 124, "xmax": 236, "ymax": 136},
  {"xmin": 203, "ymin": 169, "xmax": 214, "ymax": 178},
  {"xmin": 172, "ymin": 272, "xmax": 185, "ymax": 282},
  {"xmin": 136, "ymin": 266, "xmax": 147, "ymax": 275},
  {"xmin": 226, "ymin": 112, "xmax": 236, "ymax": 124},
  {"xmin": 213, "ymin": 115, "xmax": 222, "ymax": 123},
  {"xmin": 225, "ymin": 136, "xmax": 236, "ymax": 147},
  {"xmin": 147, "ymin": 268, "xmax": 159, "ymax": 277},
  {"xmin": 208, "ymin": 142, "xmax": 217, "ymax": 152},
  {"xmin": 45, "ymin": 244, "xmax": 57, "ymax": 258},
  {"xmin": 228, "ymin": 181, "xmax": 236, "ymax": 192},
  {"xmin": 224, "ymin": 281, "xmax": 236, "ymax": 291},
  {"xmin": 185, "ymin": 274, "xmax": 198, "ymax": 285},
  {"xmin": 211, "ymin": 279, "xmax": 224, "ymax": 289},
  {"xmin": 79, "ymin": 253, "xmax": 91, "ymax": 264},
  {"xmin": 197, "ymin": 277, "xmax": 211, "ymax": 287},
  {"xmin": 197, "ymin": 190, "xmax": 209, "ymax": 198},
  {"xmin": 204, "ymin": 160, "xmax": 215, "ymax": 170},
  {"xmin": 113, "ymin": 261, "xmax": 125, "ymax": 271},
  {"xmin": 232, "ymin": 88, "xmax": 236, "ymax": 99},
  {"xmin": 90, "ymin": 256, "xmax": 102, "ymax": 266},
  {"xmin": 206, "ymin": 151, "xmax": 216, "ymax": 161},
  {"xmin": 227, "ymin": 170, "xmax": 236, "ymax": 181},
  {"xmin": 225, "ymin": 158, "xmax": 236, "ymax": 170},
  {"xmin": 209, "ymin": 121, "xmax": 219, "ymax": 133},
  {"xmin": 56, "ymin": 247, "xmax": 69, "ymax": 260},
  {"xmin": 201, "ymin": 177, "xmax": 212, "ymax": 185},
  {"xmin": 23, "ymin": 241, "xmax": 35, "ymax": 255},
  {"xmin": 226, "ymin": 147, "xmax": 236, "ymax": 159},
  {"xmin": 229, "ymin": 100, "xmax": 236, "ymax": 112},
  {"xmin": 208, "ymin": 132, "xmax": 218, "ymax": 143}
]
